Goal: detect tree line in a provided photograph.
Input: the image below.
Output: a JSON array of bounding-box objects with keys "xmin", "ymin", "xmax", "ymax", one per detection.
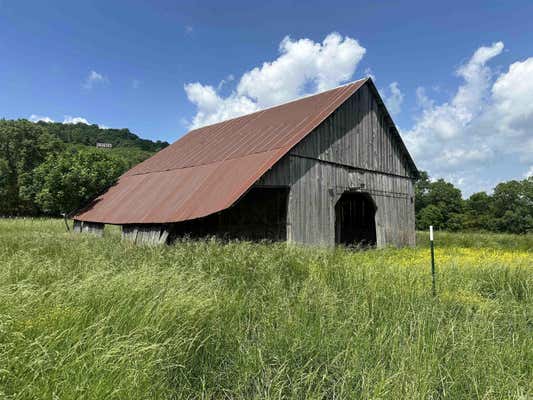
[
  {"xmin": 1, "ymin": 118, "xmax": 531, "ymax": 233},
  {"xmin": 415, "ymin": 171, "xmax": 532, "ymax": 234}
]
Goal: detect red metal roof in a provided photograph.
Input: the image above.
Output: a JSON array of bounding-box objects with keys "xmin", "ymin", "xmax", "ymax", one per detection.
[{"xmin": 75, "ymin": 79, "xmax": 369, "ymax": 224}]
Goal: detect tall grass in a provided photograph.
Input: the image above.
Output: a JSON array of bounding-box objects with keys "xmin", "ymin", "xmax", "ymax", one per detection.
[{"xmin": 0, "ymin": 219, "xmax": 531, "ymax": 399}]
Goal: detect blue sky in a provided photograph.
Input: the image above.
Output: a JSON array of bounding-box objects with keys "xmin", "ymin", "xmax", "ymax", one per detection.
[{"xmin": 1, "ymin": 0, "xmax": 532, "ymax": 195}]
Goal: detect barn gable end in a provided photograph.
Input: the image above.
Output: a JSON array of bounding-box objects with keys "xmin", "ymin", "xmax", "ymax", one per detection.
[{"xmin": 257, "ymin": 80, "xmax": 417, "ymax": 247}]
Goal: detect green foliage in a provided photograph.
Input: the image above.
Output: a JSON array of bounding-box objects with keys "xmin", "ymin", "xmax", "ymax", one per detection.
[
  {"xmin": 491, "ymin": 178, "xmax": 533, "ymax": 234},
  {"xmin": 0, "ymin": 220, "xmax": 531, "ymax": 399},
  {"xmin": 0, "ymin": 119, "xmax": 165, "ymax": 216},
  {"xmin": 415, "ymin": 172, "xmax": 532, "ymax": 234},
  {"xmin": 414, "ymin": 170, "xmax": 431, "ymax": 213},
  {"xmin": 463, "ymin": 191, "xmax": 494, "ymax": 230},
  {"xmin": 417, "ymin": 204, "xmax": 443, "ymax": 230},
  {"xmin": 34, "ymin": 120, "xmax": 169, "ymax": 152},
  {"xmin": 107, "ymin": 146, "xmax": 156, "ymax": 168},
  {"xmin": 0, "ymin": 119, "xmax": 64, "ymax": 215},
  {"xmin": 22, "ymin": 148, "xmax": 127, "ymax": 215},
  {"xmin": 415, "ymin": 174, "xmax": 464, "ymax": 231}
]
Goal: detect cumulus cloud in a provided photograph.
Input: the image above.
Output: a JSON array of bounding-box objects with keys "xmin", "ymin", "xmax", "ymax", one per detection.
[
  {"xmin": 490, "ymin": 58, "xmax": 533, "ymax": 142},
  {"xmin": 29, "ymin": 114, "xmax": 113, "ymax": 129},
  {"xmin": 383, "ymin": 82, "xmax": 404, "ymax": 115},
  {"xmin": 184, "ymin": 83, "xmax": 259, "ymax": 128},
  {"xmin": 185, "ymin": 32, "xmax": 366, "ymax": 128},
  {"xmin": 83, "ymin": 70, "xmax": 107, "ymax": 89},
  {"xmin": 63, "ymin": 116, "xmax": 89, "ymax": 124},
  {"xmin": 405, "ymin": 41, "xmax": 504, "ymax": 149},
  {"xmin": 29, "ymin": 114, "xmax": 54, "ymax": 123},
  {"xmin": 402, "ymin": 41, "xmax": 533, "ymax": 193}
]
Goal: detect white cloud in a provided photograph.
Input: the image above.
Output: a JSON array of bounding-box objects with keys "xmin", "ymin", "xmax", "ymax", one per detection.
[
  {"xmin": 402, "ymin": 41, "xmax": 533, "ymax": 194},
  {"xmin": 30, "ymin": 114, "xmax": 113, "ymax": 129},
  {"xmin": 490, "ymin": 58, "xmax": 533, "ymax": 141},
  {"xmin": 185, "ymin": 32, "xmax": 366, "ymax": 128},
  {"xmin": 83, "ymin": 70, "xmax": 107, "ymax": 89},
  {"xmin": 406, "ymin": 41, "xmax": 504, "ymax": 147},
  {"xmin": 63, "ymin": 116, "xmax": 89, "ymax": 124},
  {"xmin": 184, "ymin": 82, "xmax": 259, "ymax": 128},
  {"xmin": 29, "ymin": 114, "xmax": 54, "ymax": 123},
  {"xmin": 435, "ymin": 146, "xmax": 493, "ymax": 166},
  {"xmin": 383, "ymin": 82, "xmax": 404, "ymax": 115},
  {"xmin": 415, "ymin": 87, "xmax": 434, "ymax": 110}
]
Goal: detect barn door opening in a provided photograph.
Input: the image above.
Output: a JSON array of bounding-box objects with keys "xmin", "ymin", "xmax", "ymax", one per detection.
[
  {"xmin": 335, "ymin": 192, "xmax": 377, "ymax": 247},
  {"xmin": 169, "ymin": 186, "xmax": 289, "ymax": 242}
]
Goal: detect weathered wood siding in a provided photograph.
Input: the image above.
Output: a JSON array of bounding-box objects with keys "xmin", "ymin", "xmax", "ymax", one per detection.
[
  {"xmin": 292, "ymin": 84, "xmax": 414, "ymax": 177},
  {"xmin": 122, "ymin": 224, "xmax": 170, "ymax": 245},
  {"xmin": 73, "ymin": 220, "xmax": 104, "ymax": 236},
  {"xmin": 256, "ymin": 83, "xmax": 416, "ymax": 247}
]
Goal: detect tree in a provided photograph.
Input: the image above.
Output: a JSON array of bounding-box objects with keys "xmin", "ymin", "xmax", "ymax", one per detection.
[
  {"xmin": 491, "ymin": 178, "xmax": 533, "ymax": 234},
  {"xmin": 414, "ymin": 172, "xmax": 464, "ymax": 231},
  {"xmin": 463, "ymin": 192, "xmax": 493, "ymax": 231},
  {"xmin": 414, "ymin": 170, "xmax": 431, "ymax": 213},
  {"xmin": 0, "ymin": 119, "xmax": 63, "ymax": 215},
  {"xmin": 417, "ymin": 204, "xmax": 444, "ymax": 230},
  {"xmin": 22, "ymin": 148, "xmax": 127, "ymax": 215}
]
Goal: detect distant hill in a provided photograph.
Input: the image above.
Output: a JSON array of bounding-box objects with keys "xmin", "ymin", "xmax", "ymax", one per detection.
[{"xmin": 33, "ymin": 121, "xmax": 169, "ymax": 152}]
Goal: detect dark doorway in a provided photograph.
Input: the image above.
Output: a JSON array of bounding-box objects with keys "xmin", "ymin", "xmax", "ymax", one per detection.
[
  {"xmin": 335, "ymin": 192, "xmax": 377, "ymax": 247},
  {"xmin": 169, "ymin": 186, "xmax": 289, "ymax": 242}
]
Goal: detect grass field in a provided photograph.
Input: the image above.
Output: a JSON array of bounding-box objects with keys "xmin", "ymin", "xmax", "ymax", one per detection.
[{"xmin": 0, "ymin": 219, "xmax": 531, "ymax": 399}]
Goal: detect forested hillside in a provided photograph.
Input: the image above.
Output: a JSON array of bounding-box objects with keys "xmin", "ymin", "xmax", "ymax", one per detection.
[
  {"xmin": 34, "ymin": 120, "xmax": 168, "ymax": 152},
  {"xmin": 0, "ymin": 119, "xmax": 168, "ymax": 216}
]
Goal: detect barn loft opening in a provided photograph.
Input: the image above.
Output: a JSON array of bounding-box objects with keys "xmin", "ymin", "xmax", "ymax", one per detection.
[
  {"xmin": 169, "ymin": 186, "xmax": 289, "ymax": 243},
  {"xmin": 335, "ymin": 192, "xmax": 377, "ymax": 247}
]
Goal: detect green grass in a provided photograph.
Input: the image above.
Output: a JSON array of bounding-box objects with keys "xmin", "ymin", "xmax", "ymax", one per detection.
[{"xmin": 0, "ymin": 219, "xmax": 531, "ymax": 399}]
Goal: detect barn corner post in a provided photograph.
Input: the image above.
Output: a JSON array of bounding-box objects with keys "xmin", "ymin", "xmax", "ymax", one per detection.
[{"xmin": 73, "ymin": 219, "xmax": 82, "ymax": 233}]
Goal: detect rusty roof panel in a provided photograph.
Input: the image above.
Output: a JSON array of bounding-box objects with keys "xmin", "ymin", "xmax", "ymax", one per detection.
[{"xmin": 74, "ymin": 79, "xmax": 369, "ymax": 224}]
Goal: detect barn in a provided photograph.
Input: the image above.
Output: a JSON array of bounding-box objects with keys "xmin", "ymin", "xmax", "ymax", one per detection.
[{"xmin": 73, "ymin": 78, "xmax": 419, "ymax": 247}]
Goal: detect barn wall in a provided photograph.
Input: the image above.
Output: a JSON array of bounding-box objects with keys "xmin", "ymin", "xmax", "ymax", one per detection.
[
  {"xmin": 256, "ymin": 83, "xmax": 416, "ymax": 247},
  {"xmin": 258, "ymin": 156, "xmax": 415, "ymax": 247},
  {"xmin": 292, "ymin": 84, "xmax": 414, "ymax": 177}
]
